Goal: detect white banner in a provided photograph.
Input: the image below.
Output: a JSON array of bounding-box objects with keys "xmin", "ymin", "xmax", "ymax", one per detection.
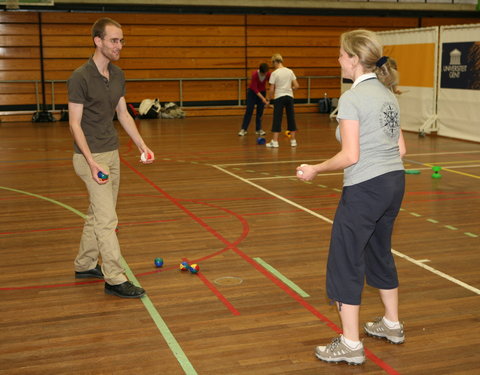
[
  {"xmin": 378, "ymin": 28, "xmax": 439, "ymax": 133},
  {"xmin": 438, "ymin": 24, "xmax": 480, "ymax": 142}
]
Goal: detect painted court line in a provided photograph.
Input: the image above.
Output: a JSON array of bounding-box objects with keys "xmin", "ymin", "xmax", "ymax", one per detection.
[
  {"xmin": 0, "ymin": 185, "xmax": 197, "ymax": 374},
  {"xmin": 213, "ymin": 165, "xmax": 480, "ymax": 296},
  {"xmin": 123, "ymin": 259, "xmax": 198, "ymax": 375},
  {"xmin": 213, "ymin": 165, "xmax": 333, "ymax": 225},
  {"xmin": 431, "ymin": 160, "xmax": 480, "ymax": 165},
  {"xmin": 404, "ymin": 159, "xmax": 480, "ymax": 179},
  {"xmin": 248, "ymin": 164, "xmax": 480, "ymax": 181},
  {"xmin": 444, "ymin": 225, "xmax": 458, "ymax": 231},
  {"xmin": 217, "ymin": 150, "xmax": 480, "ymax": 168},
  {"xmin": 123, "ymin": 162, "xmax": 400, "ymax": 373},
  {"xmin": 0, "ymin": 186, "xmax": 85, "ymax": 218},
  {"xmin": 406, "ymin": 150, "xmax": 480, "ymax": 156},
  {"xmin": 248, "ymin": 172, "xmax": 343, "ymax": 180},
  {"xmin": 216, "ymin": 159, "xmax": 327, "ymax": 167},
  {"xmin": 183, "ymin": 257, "xmax": 240, "ymax": 316},
  {"xmin": 432, "ymin": 165, "xmax": 480, "ymax": 179},
  {"xmin": 254, "ymin": 257, "xmax": 310, "ymax": 298},
  {"xmin": 118, "ymin": 161, "xmax": 400, "ymax": 373},
  {"xmin": 390, "ymin": 250, "xmax": 479, "ymax": 295}
]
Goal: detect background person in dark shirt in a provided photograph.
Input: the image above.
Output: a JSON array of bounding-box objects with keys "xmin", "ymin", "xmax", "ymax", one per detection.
[
  {"xmin": 68, "ymin": 17, "xmax": 154, "ymax": 299},
  {"xmin": 238, "ymin": 63, "xmax": 271, "ymax": 137}
]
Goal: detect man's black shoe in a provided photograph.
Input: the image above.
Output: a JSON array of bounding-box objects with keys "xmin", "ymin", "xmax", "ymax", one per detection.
[
  {"xmin": 75, "ymin": 264, "xmax": 104, "ymax": 279},
  {"xmin": 104, "ymin": 281, "xmax": 146, "ymax": 299}
]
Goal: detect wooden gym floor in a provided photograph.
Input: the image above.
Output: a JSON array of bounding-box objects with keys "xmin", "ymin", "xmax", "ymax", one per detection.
[{"xmin": 0, "ymin": 113, "xmax": 479, "ymax": 375}]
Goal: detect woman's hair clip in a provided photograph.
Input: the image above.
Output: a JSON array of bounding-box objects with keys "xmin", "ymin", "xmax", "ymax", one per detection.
[{"xmin": 376, "ymin": 56, "xmax": 389, "ymax": 68}]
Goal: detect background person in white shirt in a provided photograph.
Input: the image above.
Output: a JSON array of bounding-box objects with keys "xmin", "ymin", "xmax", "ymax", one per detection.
[{"xmin": 266, "ymin": 54, "xmax": 299, "ymax": 148}]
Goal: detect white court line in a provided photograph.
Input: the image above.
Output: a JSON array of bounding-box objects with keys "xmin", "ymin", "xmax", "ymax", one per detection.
[
  {"xmin": 391, "ymin": 250, "xmax": 479, "ymax": 295},
  {"xmin": 245, "ymin": 164, "xmax": 480, "ymax": 181},
  {"xmin": 216, "ymin": 159, "xmax": 326, "ymax": 167},
  {"xmin": 217, "ymin": 150, "xmax": 480, "ymax": 168},
  {"xmin": 249, "ymin": 172, "xmax": 343, "ymax": 180},
  {"xmin": 213, "ymin": 165, "xmax": 333, "ymax": 225},
  {"xmin": 213, "ymin": 165, "xmax": 480, "ymax": 296}
]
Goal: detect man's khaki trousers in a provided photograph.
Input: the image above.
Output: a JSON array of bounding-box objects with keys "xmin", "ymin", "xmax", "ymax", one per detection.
[{"xmin": 73, "ymin": 150, "xmax": 127, "ymax": 285}]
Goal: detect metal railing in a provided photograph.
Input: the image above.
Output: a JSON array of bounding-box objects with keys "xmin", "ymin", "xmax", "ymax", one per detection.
[{"xmin": 0, "ymin": 75, "xmax": 340, "ymax": 113}]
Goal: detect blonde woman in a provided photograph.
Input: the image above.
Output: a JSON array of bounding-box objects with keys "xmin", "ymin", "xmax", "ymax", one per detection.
[{"xmin": 297, "ymin": 30, "xmax": 406, "ymax": 365}]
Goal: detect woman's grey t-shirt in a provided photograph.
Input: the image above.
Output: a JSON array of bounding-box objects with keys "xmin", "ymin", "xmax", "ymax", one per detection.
[{"xmin": 336, "ymin": 76, "xmax": 404, "ymax": 186}]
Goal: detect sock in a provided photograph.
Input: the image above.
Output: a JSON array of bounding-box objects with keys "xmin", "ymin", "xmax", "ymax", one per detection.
[
  {"xmin": 341, "ymin": 335, "xmax": 362, "ymax": 350},
  {"xmin": 383, "ymin": 316, "xmax": 401, "ymax": 329}
]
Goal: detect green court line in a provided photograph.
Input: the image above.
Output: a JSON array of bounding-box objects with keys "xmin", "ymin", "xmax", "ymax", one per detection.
[
  {"xmin": 410, "ymin": 212, "xmax": 422, "ymax": 217},
  {"xmin": 123, "ymin": 260, "xmax": 198, "ymax": 375},
  {"xmin": 465, "ymin": 232, "xmax": 478, "ymax": 238},
  {"xmin": 254, "ymin": 257, "xmax": 310, "ymax": 298},
  {"xmin": 0, "ymin": 186, "xmax": 87, "ymax": 219},
  {"xmin": 1, "ymin": 185, "xmax": 197, "ymax": 375},
  {"xmin": 427, "ymin": 218, "xmax": 439, "ymax": 224}
]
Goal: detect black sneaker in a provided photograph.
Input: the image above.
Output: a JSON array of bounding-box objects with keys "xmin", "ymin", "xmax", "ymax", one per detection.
[
  {"xmin": 75, "ymin": 264, "xmax": 104, "ymax": 279},
  {"xmin": 104, "ymin": 281, "xmax": 146, "ymax": 299}
]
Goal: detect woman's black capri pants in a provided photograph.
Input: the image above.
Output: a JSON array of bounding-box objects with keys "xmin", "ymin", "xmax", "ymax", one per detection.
[
  {"xmin": 271, "ymin": 95, "xmax": 297, "ymax": 132},
  {"xmin": 326, "ymin": 170, "xmax": 405, "ymax": 306}
]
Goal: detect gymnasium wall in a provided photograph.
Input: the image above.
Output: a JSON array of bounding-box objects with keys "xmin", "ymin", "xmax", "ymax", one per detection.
[{"xmin": 1, "ymin": 10, "xmax": 480, "ymax": 118}]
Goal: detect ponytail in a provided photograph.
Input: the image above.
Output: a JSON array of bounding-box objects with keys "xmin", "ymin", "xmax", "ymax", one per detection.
[
  {"xmin": 341, "ymin": 30, "xmax": 400, "ymax": 93},
  {"xmin": 374, "ymin": 57, "xmax": 401, "ymax": 94}
]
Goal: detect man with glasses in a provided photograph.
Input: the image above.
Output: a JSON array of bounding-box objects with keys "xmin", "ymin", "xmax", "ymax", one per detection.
[{"xmin": 68, "ymin": 18, "xmax": 154, "ymax": 298}]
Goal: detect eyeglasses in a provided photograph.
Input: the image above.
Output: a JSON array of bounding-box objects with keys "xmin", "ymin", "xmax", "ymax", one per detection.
[{"xmin": 103, "ymin": 38, "xmax": 125, "ymax": 46}]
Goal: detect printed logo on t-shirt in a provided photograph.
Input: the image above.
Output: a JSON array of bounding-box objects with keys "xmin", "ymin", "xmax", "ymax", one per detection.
[{"xmin": 380, "ymin": 102, "xmax": 399, "ymax": 138}]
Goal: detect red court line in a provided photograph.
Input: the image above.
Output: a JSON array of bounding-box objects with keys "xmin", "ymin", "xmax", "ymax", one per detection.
[
  {"xmin": 405, "ymin": 191, "xmax": 479, "ymax": 196},
  {"xmin": 0, "ymin": 159, "xmax": 402, "ymax": 372},
  {"xmin": 403, "ymin": 195, "xmax": 480, "ymax": 204},
  {"xmin": 183, "ymin": 257, "xmax": 241, "ymax": 316},
  {"xmin": 114, "ymin": 218, "xmax": 179, "ymax": 226},
  {"xmin": 0, "ymin": 279, "xmax": 104, "ymax": 290},
  {"xmin": 0, "ymin": 219, "xmax": 179, "ymax": 236},
  {"xmin": 230, "ymin": 245, "xmax": 399, "ymax": 374},
  {"xmin": 121, "ymin": 157, "xmax": 399, "ymax": 375},
  {"xmin": 0, "ymin": 161, "xmax": 72, "ymax": 171},
  {"xmin": 121, "ymin": 139, "xmax": 136, "ymax": 155},
  {"xmin": 0, "ymin": 192, "xmax": 89, "ymax": 201},
  {"xmin": 0, "ymin": 195, "xmax": 249, "ymax": 289},
  {"xmin": 183, "ymin": 193, "xmax": 341, "ymax": 202},
  {"xmin": 121, "ymin": 160, "xmax": 247, "ymax": 251},
  {"xmin": 0, "ymin": 226, "xmax": 82, "ymax": 235}
]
